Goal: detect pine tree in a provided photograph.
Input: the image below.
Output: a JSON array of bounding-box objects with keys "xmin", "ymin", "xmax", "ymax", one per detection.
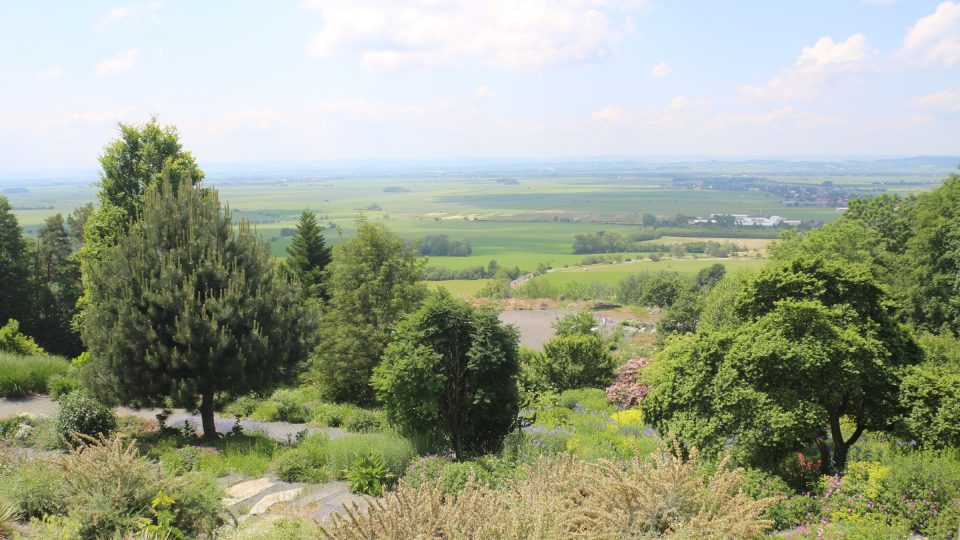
[
  {"xmin": 82, "ymin": 177, "xmax": 312, "ymax": 437},
  {"xmin": 0, "ymin": 196, "xmax": 32, "ymax": 326},
  {"xmin": 285, "ymin": 210, "xmax": 332, "ymax": 300}
]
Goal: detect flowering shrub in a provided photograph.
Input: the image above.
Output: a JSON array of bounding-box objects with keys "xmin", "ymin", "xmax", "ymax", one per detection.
[
  {"xmin": 782, "ymin": 452, "xmax": 823, "ymax": 491},
  {"xmin": 605, "ymin": 357, "xmax": 650, "ymax": 408}
]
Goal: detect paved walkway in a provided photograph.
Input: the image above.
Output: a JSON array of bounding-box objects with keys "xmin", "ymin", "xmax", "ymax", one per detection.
[{"xmin": 0, "ymin": 395, "xmax": 347, "ymax": 441}]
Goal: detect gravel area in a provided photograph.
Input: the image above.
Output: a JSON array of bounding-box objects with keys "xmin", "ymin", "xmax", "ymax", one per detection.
[{"xmin": 0, "ymin": 395, "xmax": 347, "ymax": 441}]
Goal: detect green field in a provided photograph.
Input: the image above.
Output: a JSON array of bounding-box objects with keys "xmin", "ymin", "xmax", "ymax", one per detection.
[
  {"xmin": 5, "ymin": 167, "xmax": 943, "ymax": 279},
  {"xmin": 532, "ymin": 256, "xmax": 768, "ymax": 288}
]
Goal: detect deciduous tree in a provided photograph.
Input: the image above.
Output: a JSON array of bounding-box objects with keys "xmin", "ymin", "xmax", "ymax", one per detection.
[{"xmin": 373, "ymin": 289, "xmax": 520, "ymax": 460}]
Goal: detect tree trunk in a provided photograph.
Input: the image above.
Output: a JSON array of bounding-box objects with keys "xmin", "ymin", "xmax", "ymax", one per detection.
[
  {"xmin": 200, "ymin": 393, "xmax": 218, "ymax": 438},
  {"xmin": 815, "ymin": 436, "xmax": 832, "ymax": 475},
  {"xmin": 829, "ymin": 415, "xmax": 864, "ymax": 473}
]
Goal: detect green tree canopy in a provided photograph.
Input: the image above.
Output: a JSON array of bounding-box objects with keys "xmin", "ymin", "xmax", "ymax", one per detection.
[
  {"xmin": 84, "ymin": 118, "xmax": 204, "ymax": 258},
  {"xmin": 373, "ymin": 289, "xmax": 520, "ymax": 460},
  {"xmin": 81, "ymin": 177, "xmax": 310, "ymax": 437},
  {"xmin": 32, "ymin": 214, "xmax": 83, "ymax": 356},
  {"xmin": 0, "ymin": 196, "xmax": 32, "ymax": 326},
  {"xmin": 285, "ymin": 210, "xmax": 332, "ymax": 300},
  {"xmin": 643, "ymin": 257, "xmax": 919, "ymax": 473},
  {"xmin": 309, "ymin": 217, "xmax": 426, "ymax": 403}
]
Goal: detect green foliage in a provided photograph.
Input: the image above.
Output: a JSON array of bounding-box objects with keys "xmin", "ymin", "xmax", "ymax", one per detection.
[
  {"xmin": 373, "ymin": 289, "xmax": 520, "ymax": 459},
  {"xmin": 533, "ymin": 334, "xmax": 615, "ymax": 392},
  {"xmin": 0, "ymin": 351, "xmax": 70, "ymax": 397},
  {"xmin": 54, "ymin": 390, "xmax": 118, "ymax": 444},
  {"xmin": 47, "ymin": 370, "xmax": 83, "ymax": 400},
  {"xmin": 152, "ymin": 432, "xmax": 278, "ymax": 478},
  {"xmin": 285, "ymin": 210, "xmax": 332, "ymax": 300},
  {"xmin": 551, "ymin": 311, "xmax": 596, "ymax": 337},
  {"xmin": 311, "ymin": 217, "xmax": 426, "ymax": 404},
  {"xmin": 33, "ymin": 213, "xmax": 84, "ymax": 357},
  {"xmin": 272, "ymin": 434, "xmax": 330, "ymax": 483},
  {"xmin": 899, "ymin": 363, "xmax": 960, "ymax": 449},
  {"xmin": 616, "ymin": 271, "xmax": 689, "ymax": 308},
  {"xmin": 81, "ymin": 178, "xmax": 311, "ymax": 437},
  {"xmin": 694, "ymin": 262, "xmax": 726, "ymax": 291},
  {"xmin": 811, "ymin": 451, "xmax": 960, "ymax": 538},
  {"xmin": 345, "ymin": 452, "xmax": 394, "ymax": 496},
  {"xmin": 643, "ymin": 257, "xmax": 919, "ymax": 473},
  {"xmin": 0, "ymin": 319, "xmax": 44, "ymax": 355},
  {"xmin": 656, "ymin": 290, "xmax": 702, "ymax": 338},
  {"xmin": 83, "ymin": 118, "xmax": 204, "ymax": 259},
  {"xmin": 740, "ymin": 469, "xmax": 816, "ymax": 530},
  {"xmin": 326, "ymin": 432, "xmax": 417, "ymax": 479},
  {"xmin": 0, "ymin": 458, "xmax": 67, "ymax": 518},
  {"xmin": 0, "ymin": 197, "xmax": 32, "ymax": 329}
]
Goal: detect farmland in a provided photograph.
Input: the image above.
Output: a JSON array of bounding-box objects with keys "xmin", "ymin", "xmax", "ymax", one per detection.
[{"xmin": 3, "ymin": 158, "xmax": 949, "ymax": 300}]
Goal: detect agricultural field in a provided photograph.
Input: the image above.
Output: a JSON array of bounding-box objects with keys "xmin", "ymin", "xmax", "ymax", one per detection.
[
  {"xmin": 3, "ymin": 160, "xmax": 947, "ymax": 291},
  {"xmin": 533, "ymin": 256, "xmax": 768, "ymax": 288}
]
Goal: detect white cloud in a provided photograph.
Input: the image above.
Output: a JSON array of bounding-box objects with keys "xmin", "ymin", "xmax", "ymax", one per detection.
[
  {"xmin": 92, "ymin": 2, "xmax": 164, "ymax": 31},
  {"xmin": 902, "ymin": 1, "xmax": 960, "ymax": 67},
  {"xmin": 222, "ymin": 108, "xmax": 283, "ymax": 131},
  {"xmin": 650, "ymin": 61, "xmax": 671, "ymax": 78},
  {"xmin": 591, "ymin": 105, "xmax": 625, "ymax": 124},
  {"xmin": 34, "ymin": 65, "xmax": 63, "ymax": 80},
  {"xmin": 301, "ymin": 0, "xmax": 645, "ymax": 71},
  {"xmin": 797, "ymin": 34, "xmax": 870, "ymax": 66},
  {"xmin": 94, "ymin": 49, "xmax": 140, "ymax": 76},
  {"xmin": 909, "ymin": 89, "xmax": 960, "ymax": 112},
  {"xmin": 473, "ymin": 85, "xmax": 496, "ymax": 99},
  {"xmin": 739, "ymin": 34, "xmax": 871, "ymax": 101}
]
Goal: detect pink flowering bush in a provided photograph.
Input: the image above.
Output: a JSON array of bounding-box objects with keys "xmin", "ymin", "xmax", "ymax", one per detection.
[{"xmin": 605, "ymin": 357, "xmax": 650, "ymax": 408}]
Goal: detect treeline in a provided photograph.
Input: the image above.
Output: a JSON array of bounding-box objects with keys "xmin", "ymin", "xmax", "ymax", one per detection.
[
  {"xmin": 412, "ymin": 234, "xmax": 472, "ymax": 256},
  {"xmin": 572, "ymin": 230, "xmax": 746, "ymax": 257},
  {"xmin": 422, "ymin": 261, "xmax": 522, "ymax": 281},
  {"xmin": 0, "ymin": 199, "xmax": 91, "ymax": 357}
]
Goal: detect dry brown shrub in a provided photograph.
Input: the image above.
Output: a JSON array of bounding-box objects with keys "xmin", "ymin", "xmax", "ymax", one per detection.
[{"xmin": 322, "ymin": 447, "xmax": 778, "ymax": 539}]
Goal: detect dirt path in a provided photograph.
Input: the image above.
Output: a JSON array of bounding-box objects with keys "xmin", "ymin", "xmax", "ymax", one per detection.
[{"xmin": 0, "ymin": 395, "xmax": 347, "ymax": 441}]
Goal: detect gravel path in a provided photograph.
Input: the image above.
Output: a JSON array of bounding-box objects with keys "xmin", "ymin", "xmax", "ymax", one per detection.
[{"xmin": 0, "ymin": 395, "xmax": 347, "ymax": 441}]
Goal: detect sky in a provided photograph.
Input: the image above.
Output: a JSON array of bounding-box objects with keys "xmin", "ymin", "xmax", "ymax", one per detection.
[{"xmin": 0, "ymin": 0, "xmax": 958, "ymax": 171}]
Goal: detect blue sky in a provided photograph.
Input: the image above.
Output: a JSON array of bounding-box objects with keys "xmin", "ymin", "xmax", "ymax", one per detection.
[{"xmin": 0, "ymin": 1, "xmax": 958, "ymax": 170}]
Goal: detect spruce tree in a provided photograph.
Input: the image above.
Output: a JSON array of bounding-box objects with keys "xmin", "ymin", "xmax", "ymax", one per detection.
[
  {"xmin": 82, "ymin": 177, "xmax": 311, "ymax": 437},
  {"xmin": 285, "ymin": 210, "xmax": 332, "ymax": 300}
]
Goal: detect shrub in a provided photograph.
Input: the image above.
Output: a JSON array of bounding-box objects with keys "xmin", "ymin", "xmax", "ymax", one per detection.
[
  {"xmin": 323, "ymin": 448, "xmax": 777, "ymax": 538},
  {"xmin": 47, "ymin": 371, "xmax": 83, "ymax": 400},
  {"xmin": 373, "ymin": 290, "xmax": 520, "ymax": 459},
  {"xmin": 343, "ymin": 408, "xmax": 386, "ymax": 433},
  {"xmin": 0, "ymin": 458, "xmax": 67, "ymax": 518},
  {"xmin": 54, "ymin": 390, "xmax": 117, "ymax": 445},
  {"xmin": 0, "ymin": 319, "xmax": 44, "ymax": 355},
  {"xmin": 327, "ymin": 433, "xmax": 417, "ymax": 479},
  {"xmin": 741, "ymin": 468, "xmax": 816, "ymax": 530},
  {"xmin": 0, "ymin": 351, "xmax": 70, "ymax": 397},
  {"xmin": 535, "ymin": 334, "xmax": 615, "ymax": 392},
  {"xmin": 272, "ymin": 433, "xmax": 330, "ymax": 483},
  {"xmin": 58, "ymin": 436, "xmax": 224, "ymax": 539},
  {"xmin": 270, "ymin": 388, "xmax": 312, "ymax": 423},
  {"xmin": 605, "ymin": 357, "xmax": 650, "ymax": 408},
  {"xmin": 345, "ymin": 452, "xmax": 394, "ymax": 496},
  {"xmin": 401, "ymin": 455, "xmax": 452, "ymax": 490}
]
